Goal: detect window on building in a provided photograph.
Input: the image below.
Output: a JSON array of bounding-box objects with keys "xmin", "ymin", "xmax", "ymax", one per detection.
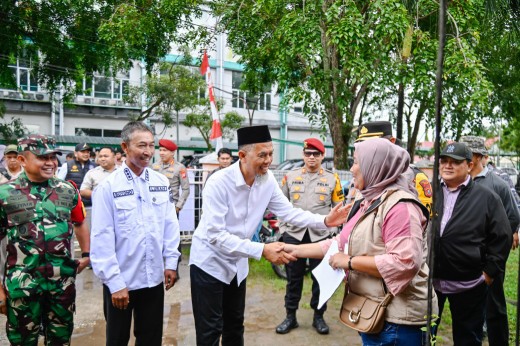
[
  {"xmin": 75, "ymin": 128, "xmax": 121, "ymax": 137},
  {"xmin": 79, "ymin": 75, "xmax": 129, "ymax": 99},
  {"xmin": 94, "ymin": 77, "xmax": 111, "ymax": 98},
  {"xmin": 231, "ymin": 71, "xmax": 271, "ymax": 111},
  {"xmin": 1, "ymin": 58, "xmax": 39, "ymax": 92},
  {"xmin": 104, "ymin": 129, "xmax": 122, "ymax": 138}
]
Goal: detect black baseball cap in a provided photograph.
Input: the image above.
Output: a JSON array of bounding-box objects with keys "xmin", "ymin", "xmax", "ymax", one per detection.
[
  {"xmin": 440, "ymin": 142, "xmax": 472, "ymax": 161},
  {"xmin": 75, "ymin": 143, "xmax": 92, "ymax": 151}
]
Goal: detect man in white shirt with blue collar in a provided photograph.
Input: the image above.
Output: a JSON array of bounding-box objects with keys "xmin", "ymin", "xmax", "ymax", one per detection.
[
  {"xmin": 189, "ymin": 125, "xmax": 348, "ymax": 346},
  {"xmin": 91, "ymin": 121, "xmax": 180, "ymax": 346}
]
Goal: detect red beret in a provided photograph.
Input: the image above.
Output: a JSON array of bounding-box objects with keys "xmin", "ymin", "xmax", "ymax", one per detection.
[
  {"xmin": 303, "ymin": 138, "xmax": 325, "ymax": 154},
  {"xmin": 159, "ymin": 139, "xmax": 178, "ymax": 151}
]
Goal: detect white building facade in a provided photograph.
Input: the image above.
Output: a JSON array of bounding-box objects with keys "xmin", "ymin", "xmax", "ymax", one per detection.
[{"xmin": 0, "ymin": 34, "xmax": 332, "ymax": 164}]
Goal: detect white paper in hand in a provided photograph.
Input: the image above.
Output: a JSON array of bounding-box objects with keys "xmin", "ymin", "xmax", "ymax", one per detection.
[{"xmin": 312, "ymin": 240, "xmax": 346, "ymax": 309}]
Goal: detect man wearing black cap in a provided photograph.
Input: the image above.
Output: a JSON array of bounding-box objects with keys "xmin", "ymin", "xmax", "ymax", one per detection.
[
  {"xmin": 57, "ymin": 142, "xmax": 96, "ymax": 206},
  {"xmin": 460, "ymin": 136, "xmax": 520, "ymax": 346},
  {"xmin": 189, "ymin": 125, "xmax": 349, "ymax": 346},
  {"xmin": 432, "ymin": 142, "xmax": 511, "ymax": 345},
  {"xmin": 276, "ymin": 137, "xmax": 344, "ymax": 335}
]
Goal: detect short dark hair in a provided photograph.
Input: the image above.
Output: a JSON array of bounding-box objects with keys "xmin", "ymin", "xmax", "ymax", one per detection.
[
  {"xmin": 217, "ymin": 148, "xmax": 232, "ymax": 157},
  {"xmin": 66, "ymin": 153, "xmax": 74, "ymax": 159},
  {"xmin": 121, "ymin": 121, "xmax": 154, "ymax": 144},
  {"xmin": 99, "ymin": 147, "xmax": 116, "ymax": 154}
]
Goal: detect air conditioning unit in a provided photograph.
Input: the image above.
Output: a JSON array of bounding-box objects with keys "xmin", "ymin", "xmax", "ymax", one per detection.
[
  {"xmin": 99, "ymin": 99, "xmax": 108, "ymax": 106},
  {"xmin": 116, "ymin": 100, "xmax": 124, "ymax": 106},
  {"xmin": 35, "ymin": 93, "xmax": 45, "ymax": 101},
  {"xmin": 8, "ymin": 92, "xmax": 21, "ymax": 99},
  {"xmin": 84, "ymin": 98, "xmax": 92, "ymax": 104},
  {"xmin": 109, "ymin": 99, "xmax": 117, "ymax": 106},
  {"xmin": 23, "ymin": 93, "xmax": 35, "ymax": 100}
]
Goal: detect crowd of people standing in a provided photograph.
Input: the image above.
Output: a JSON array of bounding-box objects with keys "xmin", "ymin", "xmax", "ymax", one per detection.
[{"xmin": 0, "ymin": 120, "xmax": 517, "ymax": 346}]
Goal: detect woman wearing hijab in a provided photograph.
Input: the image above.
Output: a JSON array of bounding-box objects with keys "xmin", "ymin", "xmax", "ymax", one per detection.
[{"xmin": 285, "ymin": 138, "xmax": 436, "ymax": 345}]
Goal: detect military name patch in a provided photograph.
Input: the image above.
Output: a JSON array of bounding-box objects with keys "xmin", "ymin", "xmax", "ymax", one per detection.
[
  {"xmin": 113, "ymin": 189, "xmax": 134, "ymax": 198},
  {"xmin": 149, "ymin": 186, "xmax": 168, "ymax": 192},
  {"xmin": 4, "ymin": 201, "xmax": 35, "ymax": 213}
]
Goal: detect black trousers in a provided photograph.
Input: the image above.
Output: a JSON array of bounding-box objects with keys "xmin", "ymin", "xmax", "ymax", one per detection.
[
  {"xmin": 283, "ymin": 232, "xmax": 325, "ymax": 314},
  {"xmin": 190, "ymin": 264, "xmax": 246, "ymax": 346},
  {"xmin": 486, "ymin": 270, "xmax": 509, "ymax": 346},
  {"xmin": 103, "ymin": 283, "xmax": 164, "ymax": 346},
  {"xmin": 436, "ymin": 282, "xmax": 488, "ymax": 346}
]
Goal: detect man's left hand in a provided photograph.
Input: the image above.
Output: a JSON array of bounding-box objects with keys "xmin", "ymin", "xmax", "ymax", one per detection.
[
  {"xmin": 483, "ymin": 271, "xmax": 494, "ymax": 286},
  {"xmin": 513, "ymin": 232, "xmax": 519, "ymax": 250},
  {"xmin": 76, "ymin": 257, "xmax": 90, "ymax": 274},
  {"xmin": 164, "ymin": 269, "xmax": 177, "ymax": 290}
]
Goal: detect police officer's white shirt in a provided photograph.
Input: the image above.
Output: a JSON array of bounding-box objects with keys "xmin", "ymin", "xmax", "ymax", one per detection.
[
  {"xmin": 91, "ymin": 162, "xmax": 181, "ymax": 293},
  {"xmin": 190, "ymin": 161, "xmax": 327, "ymax": 285}
]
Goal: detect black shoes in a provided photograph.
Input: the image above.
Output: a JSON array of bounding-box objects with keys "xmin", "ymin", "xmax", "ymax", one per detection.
[
  {"xmin": 276, "ymin": 314, "xmax": 299, "ymax": 334},
  {"xmin": 312, "ymin": 315, "xmax": 330, "ymax": 335}
]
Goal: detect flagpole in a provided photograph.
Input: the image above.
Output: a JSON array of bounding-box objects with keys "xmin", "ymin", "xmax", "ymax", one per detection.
[{"xmin": 200, "ymin": 50, "xmax": 223, "ymax": 152}]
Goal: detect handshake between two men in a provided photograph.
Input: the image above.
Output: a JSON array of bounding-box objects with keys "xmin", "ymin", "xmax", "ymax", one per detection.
[{"xmin": 261, "ymin": 202, "xmax": 352, "ymax": 265}]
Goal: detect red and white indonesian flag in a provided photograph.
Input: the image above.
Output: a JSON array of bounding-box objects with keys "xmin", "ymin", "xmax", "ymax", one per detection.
[{"xmin": 200, "ymin": 50, "xmax": 223, "ymax": 151}]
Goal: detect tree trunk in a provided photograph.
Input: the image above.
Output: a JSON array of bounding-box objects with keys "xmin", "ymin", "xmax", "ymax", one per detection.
[
  {"xmin": 396, "ymin": 82, "xmax": 404, "ymax": 140},
  {"xmin": 408, "ymin": 103, "xmax": 426, "ymax": 160}
]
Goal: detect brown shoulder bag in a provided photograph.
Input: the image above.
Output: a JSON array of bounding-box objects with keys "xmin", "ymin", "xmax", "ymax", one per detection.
[{"xmin": 339, "ymin": 282, "xmax": 393, "ymax": 334}]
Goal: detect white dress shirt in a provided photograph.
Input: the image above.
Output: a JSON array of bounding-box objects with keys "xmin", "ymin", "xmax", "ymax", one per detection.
[
  {"xmin": 190, "ymin": 161, "xmax": 327, "ymax": 285},
  {"xmin": 91, "ymin": 162, "xmax": 180, "ymax": 293}
]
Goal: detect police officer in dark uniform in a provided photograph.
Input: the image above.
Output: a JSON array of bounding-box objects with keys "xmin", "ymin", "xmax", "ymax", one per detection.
[
  {"xmin": 276, "ymin": 138, "xmax": 344, "ymax": 335},
  {"xmin": 58, "ymin": 143, "xmax": 96, "ymax": 206}
]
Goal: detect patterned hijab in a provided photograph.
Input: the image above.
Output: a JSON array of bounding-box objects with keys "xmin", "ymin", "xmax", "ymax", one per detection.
[{"xmin": 354, "ymin": 138, "xmax": 412, "ymax": 202}]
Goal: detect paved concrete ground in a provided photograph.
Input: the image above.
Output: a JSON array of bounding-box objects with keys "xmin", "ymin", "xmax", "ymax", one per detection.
[{"xmin": 0, "ymin": 259, "xmax": 364, "ymax": 345}]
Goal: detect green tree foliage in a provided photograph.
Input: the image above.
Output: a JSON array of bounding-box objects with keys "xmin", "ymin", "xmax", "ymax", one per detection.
[
  {"xmin": 212, "ymin": 0, "xmax": 515, "ymax": 164},
  {"xmin": 184, "ymin": 110, "xmax": 245, "ymax": 151},
  {"xmin": 125, "ymin": 63, "xmax": 206, "ymax": 128},
  {"xmin": 0, "ymin": 0, "xmax": 201, "ymax": 92},
  {"xmin": 0, "ymin": 102, "xmax": 27, "ymax": 143},
  {"xmin": 212, "ymin": 0, "xmax": 411, "ymax": 168}
]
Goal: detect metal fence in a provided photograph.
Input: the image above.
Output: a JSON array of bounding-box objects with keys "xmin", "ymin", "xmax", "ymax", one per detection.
[{"xmin": 178, "ymin": 169, "xmax": 353, "ymax": 243}]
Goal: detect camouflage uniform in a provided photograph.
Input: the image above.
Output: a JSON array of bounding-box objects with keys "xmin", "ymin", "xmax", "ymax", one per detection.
[
  {"xmin": 0, "ymin": 135, "xmax": 86, "ymax": 346},
  {"xmin": 151, "ymin": 160, "xmax": 190, "ymax": 210}
]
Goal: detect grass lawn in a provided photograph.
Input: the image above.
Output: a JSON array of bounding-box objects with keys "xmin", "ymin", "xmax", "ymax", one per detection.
[{"xmin": 246, "ymin": 249, "xmax": 520, "ymax": 345}]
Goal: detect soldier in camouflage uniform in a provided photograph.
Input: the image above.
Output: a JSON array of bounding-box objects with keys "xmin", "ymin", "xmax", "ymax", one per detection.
[
  {"xmin": 0, "ymin": 135, "xmax": 90, "ymax": 346},
  {"xmin": 276, "ymin": 138, "xmax": 344, "ymax": 335}
]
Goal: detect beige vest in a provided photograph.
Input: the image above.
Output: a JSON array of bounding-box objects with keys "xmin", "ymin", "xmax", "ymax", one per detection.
[{"xmin": 347, "ymin": 189, "xmax": 437, "ymax": 325}]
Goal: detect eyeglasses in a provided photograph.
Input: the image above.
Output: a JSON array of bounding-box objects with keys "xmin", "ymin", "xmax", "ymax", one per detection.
[{"xmin": 303, "ymin": 151, "xmax": 322, "ymax": 157}]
